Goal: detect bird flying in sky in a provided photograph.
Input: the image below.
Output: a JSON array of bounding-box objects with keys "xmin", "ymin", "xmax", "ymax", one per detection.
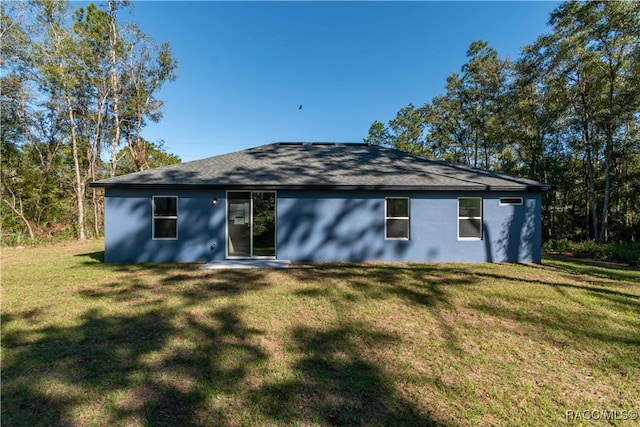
[{"xmin": 298, "ymin": 104, "xmax": 303, "ymax": 110}]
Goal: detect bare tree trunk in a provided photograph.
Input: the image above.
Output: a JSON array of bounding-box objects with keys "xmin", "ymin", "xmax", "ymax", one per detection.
[
  {"xmin": 93, "ymin": 188, "xmax": 100, "ymax": 237},
  {"xmin": 585, "ymin": 147, "xmax": 598, "ymax": 241},
  {"xmin": 482, "ymin": 123, "xmax": 489, "ymax": 170},
  {"xmin": 65, "ymin": 96, "xmax": 86, "ymax": 241},
  {"xmin": 135, "ymin": 112, "xmax": 147, "ymax": 171},
  {"xmin": 578, "ymin": 78, "xmax": 598, "ymax": 242},
  {"xmin": 473, "ymin": 131, "xmax": 479, "ymax": 168},
  {"xmin": 108, "ymin": 0, "xmax": 122, "ymax": 178},
  {"xmin": 2, "ymin": 189, "xmax": 35, "ymax": 240},
  {"xmin": 599, "ymin": 58, "xmax": 619, "ymax": 244},
  {"xmin": 600, "ymin": 131, "xmax": 613, "ymax": 243}
]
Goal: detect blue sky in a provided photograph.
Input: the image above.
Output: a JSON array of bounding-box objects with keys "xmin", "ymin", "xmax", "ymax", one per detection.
[{"xmin": 111, "ymin": 1, "xmax": 559, "ymax": 162}]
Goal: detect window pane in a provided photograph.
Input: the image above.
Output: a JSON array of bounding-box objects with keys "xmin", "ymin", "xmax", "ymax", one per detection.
[
  {"xmin": 252, "ymin": 192, "xmax": 276, "ymax": 257},
  {"xmin": 386, "ymin": 219, "xmax": 409, "ymax": 239},
  {"xmin": 154, "ymin": 197, "xmax": 177, "ymax": 216},
  {"xmin": 387, "ymin": 198, "xmax": 408, "ymax": 217},
  {"xmin": 459, "ymin": 218, "xmax": 481, "ymax": 238},
  {"xmin": 459, "ymin": 198, "xmax": 481, "ymax": 217},
  {"xmin": 154, "ymin": 218, "xmax": 177, "ymax": 238}
]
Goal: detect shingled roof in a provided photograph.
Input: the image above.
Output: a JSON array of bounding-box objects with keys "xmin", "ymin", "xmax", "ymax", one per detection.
[{"xmin": 90, "ymin": 142, "xmax": 553, "ymax": 191}]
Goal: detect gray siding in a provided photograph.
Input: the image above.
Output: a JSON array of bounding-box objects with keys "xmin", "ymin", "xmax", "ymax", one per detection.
[{"xmin": 103, "ymin": 189, "xmax": 542, "ymax": 263}]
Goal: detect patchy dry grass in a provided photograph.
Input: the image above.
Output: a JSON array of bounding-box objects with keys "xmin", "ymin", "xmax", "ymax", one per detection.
[{"xmin": 2, "ymin": 240, "xmax": 639, "ymax": 426}]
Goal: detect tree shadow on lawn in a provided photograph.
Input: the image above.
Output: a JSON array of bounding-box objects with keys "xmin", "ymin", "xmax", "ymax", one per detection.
[
  {"xmin": 77, "ymin": 267, "xmax": 271, "ymax": 308},
  {"xmin": 469, "ymin": 294, "xmax": 640, "ymax": 378},
  {"xmin": 543, "ymin": 254, "xmax": 640, "ymax": 283},
  {"xmin": 289, "ymin": 262, "xmax": 640, "ymax": 376},
  {"xmin": 1, "ymin": 303, "xmax": 266, "ymax": 427},
  {"xmin": 289, "ymin": 263, "xmax": 479, "ymax": 307},
  {"xmin": 454, "ymin": 259, "xmax": 640, "ymax": 367},
  {"xmin": 470, "ymin": 264, "xmax": 640, "ymax": 314},
  {"xmin": 466, "ymin": 262, "xmax": 640, "ymax": 374},
  {"xmin": 483, "ymin": 268, "xmax": 638, "ymax": 303},
  {"xmin": 18, "ymin": 255, "xmax": 635, "ymax": 425},
  {"xmin": 2, "ymin": 308, "xmax": 172, "ymax": 426},
  {"xmin": 3, "ymin": 262, "xmax": 445, "ymax": 426},
  {"xmin": 249, "ymin": 321, "xmax": 442, "ymax": 426},
  {"xmin": 289, "ymin": 263, "xmax": 480, "ymax": 360}
]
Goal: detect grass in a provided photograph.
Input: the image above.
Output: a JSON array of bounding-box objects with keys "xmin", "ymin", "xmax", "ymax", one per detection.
[
  {"xmin": 544, "ymin": 240, "xmax": 640, "ymax": 266},
  {"xmin": 2, "ymin": 240, "xmax": 639, "ymax": 426}
]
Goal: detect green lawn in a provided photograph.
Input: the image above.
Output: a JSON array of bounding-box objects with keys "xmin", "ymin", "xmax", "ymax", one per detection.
[{"xmin": 2, "ymin": 240, "xmax": 639, "ymax": 426}]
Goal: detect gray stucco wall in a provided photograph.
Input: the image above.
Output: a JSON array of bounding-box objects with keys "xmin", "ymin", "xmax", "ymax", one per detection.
[
  {"xmin": 104, "ymin": 189, "xmax": 226, "ymax": 263},
  {"xmin": 103, "ymin": 189, "xmax": 542, "ymax": 263},
  {"xmin": 276, "ymin": 190, "xmax": 541, "ymax": 263}
]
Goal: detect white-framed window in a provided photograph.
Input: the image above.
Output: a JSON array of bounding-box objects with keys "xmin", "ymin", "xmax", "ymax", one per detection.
[
  {"xmin": 499, "ymin": 197, "xmax": 523, "ymax": 206},
  {"xmin": 458, "ymin": 197, "xmax": 482, "ymax": 239},
  {"xmin": 152, "ymin": 196, "xmax": 178, "ymax": 239},
  {"xmin": 385, "ymin": 197, "xmax": 410, "ymax": 240}
]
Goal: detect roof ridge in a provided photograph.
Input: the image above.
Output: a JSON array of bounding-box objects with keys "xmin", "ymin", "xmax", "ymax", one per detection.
[{"xmin": 275, "ymin": 142, "xmax": 368, "ymax": 147}]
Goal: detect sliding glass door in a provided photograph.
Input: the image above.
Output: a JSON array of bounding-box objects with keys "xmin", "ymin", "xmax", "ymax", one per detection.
[
  {"xmin": 227, "ymin": 191, "xmax": 276, "ymax": 258},
  {"xmin": 227, "ymin": 193, "xmax": 251, "ymax": 257},
  {"xmin": 251, "ymin": 192, "xmax": 276, "ymax": 256}
]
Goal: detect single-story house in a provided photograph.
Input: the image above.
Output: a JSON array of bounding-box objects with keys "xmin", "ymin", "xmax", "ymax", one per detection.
[{"xmin": 90, "ymin": 142, "xmax": 553, "ymax": 263}]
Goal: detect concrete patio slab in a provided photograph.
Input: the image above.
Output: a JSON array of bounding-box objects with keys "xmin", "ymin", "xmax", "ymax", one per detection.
[{"xmin": 199, "ymin": 259, "xmax": 291, "ymax": 269}]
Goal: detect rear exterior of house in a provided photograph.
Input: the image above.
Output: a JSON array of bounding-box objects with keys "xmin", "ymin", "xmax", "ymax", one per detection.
[{"xmin": 92, "ymin": 143, "xmax": 552, "ymax": 263}]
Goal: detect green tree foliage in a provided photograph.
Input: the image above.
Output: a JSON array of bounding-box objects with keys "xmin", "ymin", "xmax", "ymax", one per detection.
[
  {"xmin": 0, "ymin": 1, "xmax": 179, "ymax": 244},
  {"xmin": 364, "ymin": 120, "xmax": 390, "ymax": 147},
  {"xmin": 458, "ymin": 41, "xmax": 511, "ymax": 170},
  {"xmin": 366, "ymin": 1, "xmax": 640, "ymax": 243},
  {"xmin": 115, "ymin": 140, "xmax": 181, "ymax": 175},
  {"xmin": 364, "ymin": 105, "xmax": 429, "ymax": 156}
]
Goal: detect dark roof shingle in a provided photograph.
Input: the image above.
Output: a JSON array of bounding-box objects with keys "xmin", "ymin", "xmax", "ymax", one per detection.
[{"xmin": 90, "ymin": 142, "xmax": 553, "ymax": 191}]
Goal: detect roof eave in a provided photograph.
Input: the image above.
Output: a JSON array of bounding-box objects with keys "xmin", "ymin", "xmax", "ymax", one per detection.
[{"xmin": 90, "ymin": 182, "xmax": 554, "ymax": 192}]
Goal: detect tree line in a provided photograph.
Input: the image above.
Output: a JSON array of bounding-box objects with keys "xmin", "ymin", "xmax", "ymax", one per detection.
[
  {"xmin": 2, "ymin": 1, "xmax": 638, "ymax": 246},
  {"xmin": 365, "ymin": 1, "xmax": 640, "ymax": 243},
  {"xmin": 1, "ymin": 0, "xmax": 179, "ymax": 244}
]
